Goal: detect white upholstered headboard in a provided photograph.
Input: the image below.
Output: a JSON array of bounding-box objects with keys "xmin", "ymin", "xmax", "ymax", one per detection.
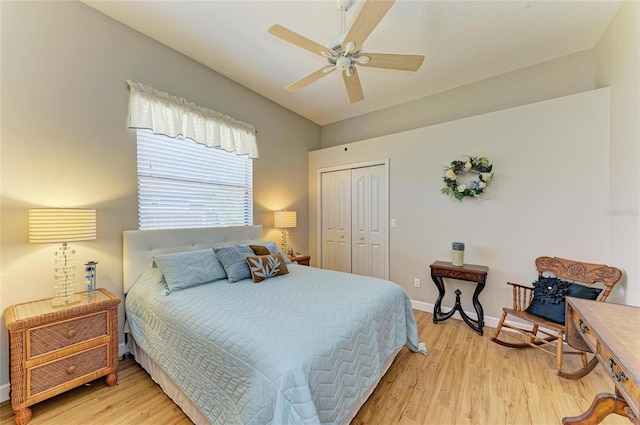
[{"xmin": 122, "ymin": 225, "xmax": 263, "ymax": 293}]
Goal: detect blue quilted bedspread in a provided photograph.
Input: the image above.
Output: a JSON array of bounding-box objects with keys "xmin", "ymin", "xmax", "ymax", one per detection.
[{"xmin": 126, "ymin": 264, "xmax": 424, "ymax": 425}]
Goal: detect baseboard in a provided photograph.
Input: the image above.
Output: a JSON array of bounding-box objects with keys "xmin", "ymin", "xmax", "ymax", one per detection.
[
  {"xmin": 0, "ymin": 382, "xmax": 9, "ymax": 404},
  {"xmin": 0, "ymin": 342, "xmax": 128, "ymax": 403}
]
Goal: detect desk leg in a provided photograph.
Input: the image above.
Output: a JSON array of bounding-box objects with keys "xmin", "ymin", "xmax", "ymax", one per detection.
[{"xmin": 562, "ymin": 390, "xmax": 633, "ymax": 425}]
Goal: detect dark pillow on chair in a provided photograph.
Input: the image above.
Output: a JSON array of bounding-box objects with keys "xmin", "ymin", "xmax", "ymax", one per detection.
[{"xmin": 526, "ymin": 277, "xmax": 602, "ymax": 324}]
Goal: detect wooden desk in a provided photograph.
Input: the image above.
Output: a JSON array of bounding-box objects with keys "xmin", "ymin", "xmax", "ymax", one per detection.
[
  {"xmin": 563, "ymin": 297, "xmax": 640, "ymax": 425},
  {"xmin": 430, "ymin": 261, "xmax": 489, "ymax": 335}
]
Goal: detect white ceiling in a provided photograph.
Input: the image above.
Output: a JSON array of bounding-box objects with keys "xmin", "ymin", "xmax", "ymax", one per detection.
[{"xmin": 83, "ymin": 0, "xmax": 621, "ymax": 126}]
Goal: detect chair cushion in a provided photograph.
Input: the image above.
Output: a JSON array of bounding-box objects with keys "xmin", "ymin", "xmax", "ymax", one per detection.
[{"xmin": 526, "ymin": 277, "xmax": 602, "ymax": 324}]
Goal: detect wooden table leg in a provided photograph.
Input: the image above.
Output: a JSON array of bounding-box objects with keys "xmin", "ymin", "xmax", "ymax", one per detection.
[{"xmin": 562, "ymin": 392, "xmax": 630, "ymax": 425}]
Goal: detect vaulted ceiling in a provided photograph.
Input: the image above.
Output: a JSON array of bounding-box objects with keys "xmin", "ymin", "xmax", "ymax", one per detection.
[{"xmin": 84, "ymin": 1, "xmax": 621, "ymax": 126}]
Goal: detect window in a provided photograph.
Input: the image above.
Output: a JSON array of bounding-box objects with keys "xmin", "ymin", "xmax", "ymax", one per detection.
[{"xmin": 137, "ymin": 129, "xmax": 253, "ymax": 230}]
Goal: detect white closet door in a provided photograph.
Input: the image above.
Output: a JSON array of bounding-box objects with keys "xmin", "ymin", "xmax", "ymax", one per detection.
[
  {"xmin": 321, "ymin": 169, "xmax": 352, "ymax": 272},
  {"xmin": 351, "ymin": 165, "xmax": 387, "ymax": 279},
  {"xmin": 367, "ymin": 164, "xmax": 388, "ymax": 279},
  {"xmin": 351, "ymin": 168, "xmax": 369, "ymax": 276}
]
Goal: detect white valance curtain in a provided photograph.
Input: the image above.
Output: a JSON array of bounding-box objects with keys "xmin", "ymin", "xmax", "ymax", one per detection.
[{"xmin": 127, "ymin": 80, "xmax": 259, "ymax": 159}]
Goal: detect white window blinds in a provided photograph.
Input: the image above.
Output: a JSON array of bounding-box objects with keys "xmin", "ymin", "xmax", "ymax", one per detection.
[{"xmin": 137, "ymin": 129, "xmax": 253, "ymax": 230}]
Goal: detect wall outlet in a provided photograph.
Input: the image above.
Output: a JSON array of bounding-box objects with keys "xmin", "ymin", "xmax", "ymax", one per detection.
[{"xmin": 414, "ymin": 278, "xmax": 421, "ymax": 288}]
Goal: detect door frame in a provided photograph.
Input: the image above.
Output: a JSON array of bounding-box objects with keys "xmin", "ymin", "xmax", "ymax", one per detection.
[{"xmin": 316, "ymin": 158, "xmax": 390, "ymax": 278}]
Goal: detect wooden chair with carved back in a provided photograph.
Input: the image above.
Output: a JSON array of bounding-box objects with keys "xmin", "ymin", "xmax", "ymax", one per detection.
[{"xmin": 490, "ymin": 256, "xmax": 622, "ymax": 379}]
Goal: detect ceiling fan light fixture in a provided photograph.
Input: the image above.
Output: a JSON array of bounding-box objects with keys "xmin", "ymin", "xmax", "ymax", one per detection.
[
  {"xmin": 336, "ymin": 56, "xmax": 352, "ymax": 72},
  {"xmin": 345, "ymin": 67, "xmax": 354, "ymax": 77},
  {"xmin": 344, "ymin": 41, "xmax": 356, "ymax": 54},
  {"xmin": 354, "ymin": 55, "xmax": 371, "ymax": 64}
]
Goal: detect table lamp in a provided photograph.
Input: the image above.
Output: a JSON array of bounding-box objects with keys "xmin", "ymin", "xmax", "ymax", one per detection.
[
  {"xmin": 273, "ymin": 210, "xmax": 296, "ymax": 254},
  {"xmin": 29, "ymin": 208, "xmax": 96, "ymax": 307}
]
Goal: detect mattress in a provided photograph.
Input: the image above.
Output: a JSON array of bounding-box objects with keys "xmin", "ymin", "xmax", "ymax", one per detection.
[{"xmin": 125, "ymin": 262, "xmax": 425, "ymax": 425}]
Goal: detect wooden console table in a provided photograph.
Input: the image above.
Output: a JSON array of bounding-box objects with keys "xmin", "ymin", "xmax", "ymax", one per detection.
[
  {"xmin": 430, "ymin": 261, "xmax": 488, "ymax": 335},
  {"xmin": 563, "ymin": 297, "xmax": 639, "ymax": 425}
]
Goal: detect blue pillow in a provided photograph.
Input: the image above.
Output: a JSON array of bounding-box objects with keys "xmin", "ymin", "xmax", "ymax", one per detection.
[
  {"xmin": 154, "ymin": 249, "xmax": 226, "ymax": 291},
  {"xmin": 246, "ymin": 242, "xmax": 292, "ymax": 264},
  {"xmin": 214, "ymin": 245, "xmax": 255, "ymax": 282},
  {"xmin": 525, "ymin": 277, "xmax": 602, "ymax": 324}
]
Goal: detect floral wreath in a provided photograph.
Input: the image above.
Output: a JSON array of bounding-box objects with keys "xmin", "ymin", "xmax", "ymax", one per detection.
[{"xmin": 441, "ymin": 155, "xmax": 494, "ymax": 200}]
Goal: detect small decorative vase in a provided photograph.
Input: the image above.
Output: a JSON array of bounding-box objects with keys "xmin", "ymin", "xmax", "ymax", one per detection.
[{"xmin": 452, "ymin": 242, "xmax": 465, "ymax": 267}]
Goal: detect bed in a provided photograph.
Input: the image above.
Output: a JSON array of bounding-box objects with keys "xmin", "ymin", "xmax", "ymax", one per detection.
[{"xmin": 123, "ymin": 225, "xmax": 425, "ymax": 425}]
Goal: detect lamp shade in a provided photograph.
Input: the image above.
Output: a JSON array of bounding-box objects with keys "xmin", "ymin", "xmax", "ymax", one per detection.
[
  {"xmin": 274, "ymin": 210, "xmax": 297, "ymax": 228},
  {"xmin": 29, "ymin": 208, "xmax": 96, "ymax": 243}
]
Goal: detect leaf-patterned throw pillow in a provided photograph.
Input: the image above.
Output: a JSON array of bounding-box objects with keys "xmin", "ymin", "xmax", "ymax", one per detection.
[{"xmin": 245, "ymin": 253, "xmax": 289, "ymax": 283}]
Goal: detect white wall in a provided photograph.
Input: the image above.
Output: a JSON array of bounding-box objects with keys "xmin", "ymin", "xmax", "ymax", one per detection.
[
  {"xmin": 596, "ymin": 0, "xmax": 640, "ymax": 307},
  {"xmin": 309, "ymin": 89, "xmax": 612, "ymax": 322},
  {"xmin": 0, "ymin": 1, "xmax": 319, "ymax": 392},
  {"xmin": 320, "ymin": 49, "xmax": 597, "ymax": 148}
]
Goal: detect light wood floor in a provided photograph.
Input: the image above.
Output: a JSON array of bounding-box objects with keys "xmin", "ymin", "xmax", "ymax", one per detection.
[{"xmin": 0, "ymin": 310, "xmax": 629, "ymax": 425}]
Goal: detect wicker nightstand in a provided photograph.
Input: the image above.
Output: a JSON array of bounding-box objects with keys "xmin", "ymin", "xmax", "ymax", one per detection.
[
  {"xmin": 3, "ymin": 288, "xmax": 120, "ymax": 425},
  {"xmin": 288, "ymin": 254, "xmax": 311, "ymax": 266}
]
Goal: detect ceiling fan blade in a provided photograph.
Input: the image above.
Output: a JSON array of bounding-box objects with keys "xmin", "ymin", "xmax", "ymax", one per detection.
[
  {"xmin": 285, "ymin": 66, "xmax": 336, "ymax": 92},
  {"xmin": 343, "ymin": 67, "xmax": 365, "ymax": 103},
  {"xmin": 358, "ymin": 53, "xmax": 424, "ymax": 71},
  {"xmin": 342, "ymin": 0, "xmax": 395, "ymax": 53},
  {"xmin": 268, "ymin": 24, "xmax": 334, "ymax": 58}
]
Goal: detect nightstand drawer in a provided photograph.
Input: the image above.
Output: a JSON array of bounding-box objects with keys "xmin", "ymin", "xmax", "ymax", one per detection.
[
  {"xmin": 28, "ymin": 311, "xmax": 108, "ymax": 358},
  {"xmin": 28, "ymin": 344, "xmax": 110, "ymax": 399}
]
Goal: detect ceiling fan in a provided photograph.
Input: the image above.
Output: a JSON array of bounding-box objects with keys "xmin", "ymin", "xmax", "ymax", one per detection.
[{"xmin": 268, "ymin": 0, "xmax": 424, "ymax": 103}]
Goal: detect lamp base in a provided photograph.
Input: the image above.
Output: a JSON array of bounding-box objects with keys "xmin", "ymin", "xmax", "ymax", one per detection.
[
  {"xmin": 51, "ymin": 242, "xmax": 80, "ymax": 307},
  {"xmin": 51, "ymin": 294, "xmax": 81, "ymax": 308},
  {"xmin": 280, "ymin": 228, "xmax": 290, "ymax": 254}
]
